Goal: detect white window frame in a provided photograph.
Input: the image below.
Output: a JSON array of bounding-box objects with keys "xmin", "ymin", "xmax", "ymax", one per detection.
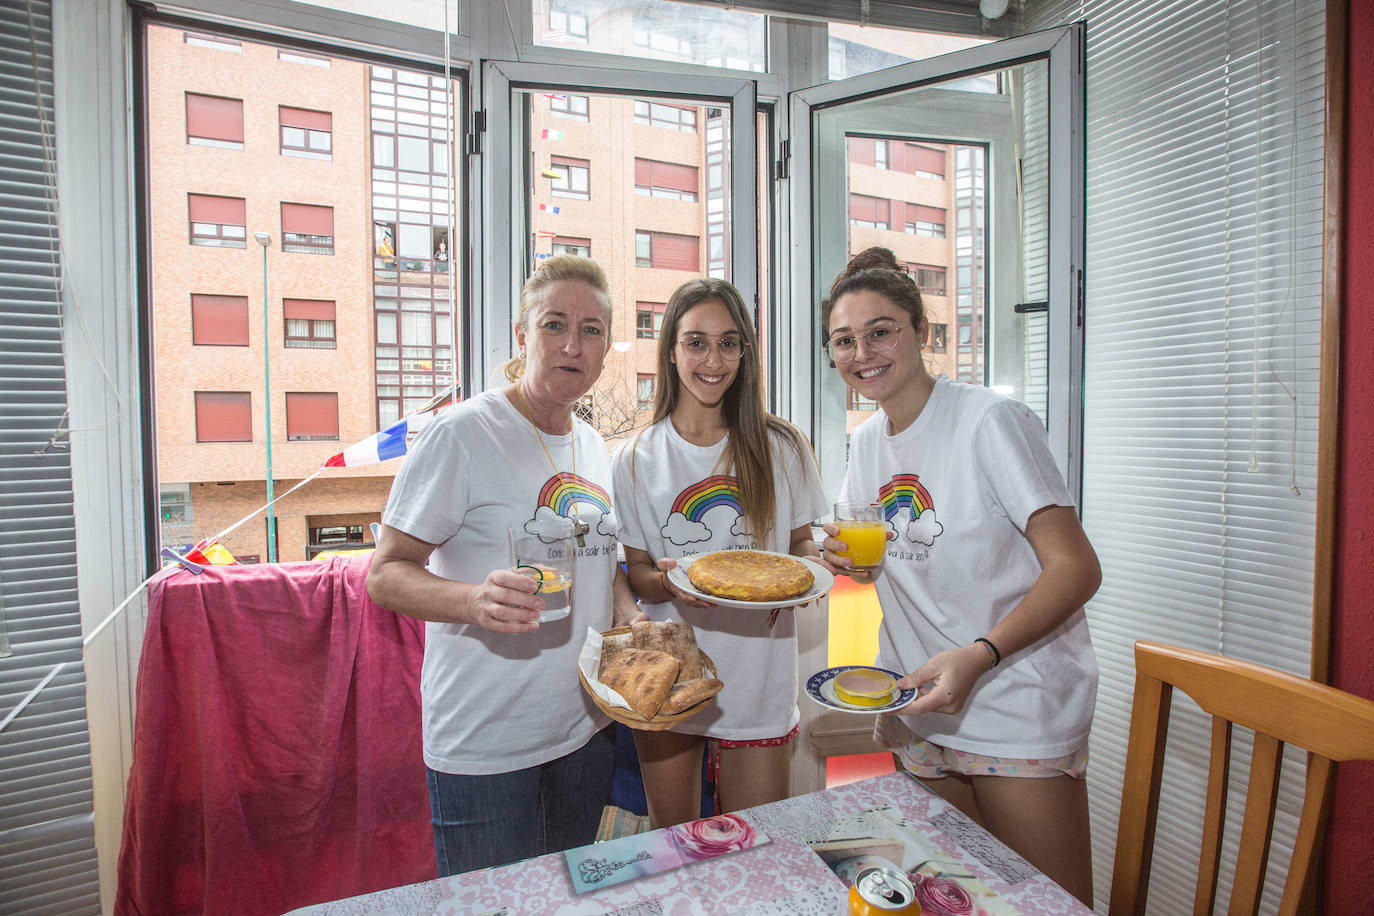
[{"xmin": 478, "ymin": 60, "xmax": 756, "ymax": 390}]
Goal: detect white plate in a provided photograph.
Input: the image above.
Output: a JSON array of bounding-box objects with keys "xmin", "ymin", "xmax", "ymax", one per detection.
[
  {"xmin": 805, "ymin": 665, "xmax": 916, "ymax": 714},
  {"xmin": 666, "ymin": 552, "xmax": 835, "ymax": 610}
]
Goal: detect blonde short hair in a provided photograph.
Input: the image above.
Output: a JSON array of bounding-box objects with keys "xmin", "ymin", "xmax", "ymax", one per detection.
[{"xmin": 500, "ymin": 254, "xmax": 613, "ymax": 381}]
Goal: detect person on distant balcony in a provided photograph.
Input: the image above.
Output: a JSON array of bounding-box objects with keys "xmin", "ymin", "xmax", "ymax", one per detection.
[
  {"xmin": 377, "ymin": 229, "xmax": 395, "ymax": 263},
  {"xmin": 368, "ymin": 254, "xmax": 645, "ymax": 876},
  {"xmin": 434, "ymin": 237, "xmax": 449, "ymax": 261},
  {"xmin": 818, "ymin": 246, "xmax": 1101, "ymax": 905},
  {"xmin": 612, "ymin": 277, "xmax": 829, "ymax": 828}
]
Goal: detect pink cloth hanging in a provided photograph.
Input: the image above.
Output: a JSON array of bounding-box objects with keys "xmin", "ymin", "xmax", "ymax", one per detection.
[{"xmin": 115, "ymin": 555, "xmax": 433, "ymax": 915}]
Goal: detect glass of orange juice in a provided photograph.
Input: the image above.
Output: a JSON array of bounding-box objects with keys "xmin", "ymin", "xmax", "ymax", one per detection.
[
  {"xmin": 834, "ymin": 501, "xmax": 887, "ymax": 574},
  {"xmin": 511, "ymin": 531, "xmax": 574, "ymax": 622}
]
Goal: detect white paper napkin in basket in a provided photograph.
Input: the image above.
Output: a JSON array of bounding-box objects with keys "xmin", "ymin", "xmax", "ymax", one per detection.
[{"xmin": 578, "ymin": 627, "xmax": 634, "ymax": 711}]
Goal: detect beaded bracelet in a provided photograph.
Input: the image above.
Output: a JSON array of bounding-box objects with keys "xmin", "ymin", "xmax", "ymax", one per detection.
[{"xmin": 974, "ymin": 636, "xmax": 1002, "ymax": 667}]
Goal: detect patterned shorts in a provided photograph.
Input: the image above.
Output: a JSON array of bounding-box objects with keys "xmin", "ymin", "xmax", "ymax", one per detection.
[{"xmin": 875, "ymin": 715, "xmax": 1087, "ymax": 779}]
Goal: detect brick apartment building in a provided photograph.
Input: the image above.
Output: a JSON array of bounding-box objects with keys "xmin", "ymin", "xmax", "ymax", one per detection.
[{"xmin": 146, "ymin": 16, "xmax": 974, "ymax": 562}]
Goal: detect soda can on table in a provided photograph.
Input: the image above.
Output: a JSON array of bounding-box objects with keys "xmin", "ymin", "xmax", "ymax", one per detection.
[{"xmin": 847, "ymin": 865, "xmax": 922, "ymax": 915}]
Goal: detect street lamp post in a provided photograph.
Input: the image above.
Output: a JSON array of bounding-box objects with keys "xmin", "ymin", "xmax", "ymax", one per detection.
[{"xmin": 254, "ymin": 231, "xmax": 278, "ymax": 563}]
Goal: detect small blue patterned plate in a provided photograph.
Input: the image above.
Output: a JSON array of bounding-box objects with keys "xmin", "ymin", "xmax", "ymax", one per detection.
[{"xmin": 805, "ymin": 665, "xmax": 915, "ymax": 714}]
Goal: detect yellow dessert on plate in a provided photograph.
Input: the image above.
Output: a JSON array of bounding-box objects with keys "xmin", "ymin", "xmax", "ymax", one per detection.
[{"xmin": 834, "ymin": 669, "xmax": 897, "ymax": 706}]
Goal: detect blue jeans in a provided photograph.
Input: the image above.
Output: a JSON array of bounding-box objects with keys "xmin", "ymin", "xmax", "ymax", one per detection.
[{"xmin": 426, "ymin": 725, "xmax": 615, "ymax": 876}]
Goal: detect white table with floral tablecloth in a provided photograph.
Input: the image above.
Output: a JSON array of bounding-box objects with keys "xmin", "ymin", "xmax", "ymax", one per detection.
[{"xmin": 288, "ymin": 771, "xmax": 1093, "ymax": 916}]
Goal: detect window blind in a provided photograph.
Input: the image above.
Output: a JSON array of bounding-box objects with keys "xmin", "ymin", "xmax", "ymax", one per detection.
[
  {"xmin": 278, "ymin": 105, "xmax": 330, "ymax": 131},
  {"xmin": 188, "ymin": 192, "xmax": 245, "ymax": 223},
  {"xmin": 1028, "ymin": 1, "xmax": 1325, "ymax": 911},
  {"xmin": 0, "ymin": 0, "xmax": 102, "ymax": 912},
  {"xmin": 191, "ymin": 293, "xmax": 250, "ymax": 345},
  {"xmin": 280, "ymin": 202, "xmax": 333, "ymax": 236},
  {"xmin": 186, "ymin": 92, "xmax": 243, "ymax": 142}
]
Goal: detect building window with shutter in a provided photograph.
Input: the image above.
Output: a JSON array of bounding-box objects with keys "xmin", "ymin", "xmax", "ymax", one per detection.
[
  {"xmin": 191, "ymin": 294, "xmax": 249, "ymax": 346},
  {"xmin": 286, "ymin": 392, "xmax": 340, "ymax": 441},
  {"xmin": 188, "ymin": 193, "xmax": 246, "ymax": 247},
  {"xmin": 929, "ymin": 322, "xmax": 948, "ymax": 354},
  {"xmin": 908, "ymin": 263, "xmax": 947, "ymax": 297},
  {"xmin": 906, "ymin": 203, "xmax": 947, "ymax": 238},
  {"xmin": 552, "ymin": 236, "xmax": 591, "ymax": 258},
  {"xmin": 550, "ymin": 93, "xmax": 589, "ymax": 120},
  {"xmin": 550, "ymin": 156, "xmax": 590, "ymax": 199},
  {"xmin": 281, "ymin": 202, "xmax": 334, "ymax": 254},
  {"xmin": 194, "ymin": 391, "xmax": 252, "ymax": 442},
  {"xmin": 912, "ymin": 143, "xmax": 947, "ymax": 179},
  {"xmin": 548, "ymin": 1, "xmax": 589, "ymax": 40},
  {"xmin": 634, "ymin": 158, "xmax": 699, "ymax": 201},
  {"xmin": 636, "ymin": 301, "xmax": 666, "ymax": 338},
  {"xmin": 848, "ymin": 193, "xmax": 890, "ymax": 230},
  {"xmin": 634, "ymin": 230, "xmax": 699, "ymax": 271},
  {"xmin": 185, "ymin": 93, "xmax": 243, "ymax": 149},
  {"xmin": 284, "ymin": 299, "xmax": 336, "ymax": 349},
  {"xmin": 279, "ymin": 106, "xmax": 332, "ymax": 159},
  {"xmin": 633, "ymin": 100, "xmax": 697, "ymax": 132}
]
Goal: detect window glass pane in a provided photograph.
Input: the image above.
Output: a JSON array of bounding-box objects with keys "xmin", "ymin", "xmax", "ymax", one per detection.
[
  {"xmin": 527, "ymin": 87, "xmax": 739, "ymax": 445},
  {"xmin": 534, "ymin": 0, "xmax": 765, "ymax": 73},
  {"xmin": 828, "ymin": 24, "xmax": 992, "ymax": 81},
  {"xmin": 147, "ymin": 23, "xmax": 462, "ymax": 561}
]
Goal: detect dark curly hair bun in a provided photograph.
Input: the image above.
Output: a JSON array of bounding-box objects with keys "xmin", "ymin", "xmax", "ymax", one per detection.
[{"xmin": 821, "ymin": 246, "xmax": 924, "ymax": 339}]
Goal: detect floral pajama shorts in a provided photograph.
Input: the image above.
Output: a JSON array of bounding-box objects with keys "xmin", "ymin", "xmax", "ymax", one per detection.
[{"xmin": 875, "ymin": 715, "xmax": 1087, "ymax": 779}]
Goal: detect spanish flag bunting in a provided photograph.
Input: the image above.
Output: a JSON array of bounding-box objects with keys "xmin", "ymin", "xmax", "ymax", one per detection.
[
  {"xmin": 540, "ymin": 168, "xmax": 565, "ymax": 180},
  {"xmin": 185, "ymin": 538, "xmax": 238, "ymax": 566},
  {"xmin": 534, "ymin": 229, "xmax": 558, "ymax": 238}
]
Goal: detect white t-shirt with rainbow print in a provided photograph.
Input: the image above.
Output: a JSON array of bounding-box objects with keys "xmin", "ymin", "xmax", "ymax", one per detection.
[
  {"xmin": 383, "ymin": 388, "xmax": 617, "ymax": 775},
  {"xmin": 612, "ymin": 419, "xmax": 826, "ymax": 741},
  {"xmin": 840, "ymin": 375, "xmax": 1098, "ymax": 758}
]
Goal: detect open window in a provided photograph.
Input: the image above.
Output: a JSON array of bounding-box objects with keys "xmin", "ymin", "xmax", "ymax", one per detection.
[{"xmin": 787, "ymin": 26, "xmax": 1086, "ymax": 794}]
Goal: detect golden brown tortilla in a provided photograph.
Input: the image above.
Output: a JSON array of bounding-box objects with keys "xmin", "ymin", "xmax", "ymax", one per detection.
[{"xmin": 686, "ymin": 550, "xmax": 813, "ymax": 602}]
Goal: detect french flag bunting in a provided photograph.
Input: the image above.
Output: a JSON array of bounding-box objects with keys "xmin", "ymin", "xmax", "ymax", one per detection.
[{"xmin": 322, "ymin": 383, "xmax": 458, "ymax": 468}]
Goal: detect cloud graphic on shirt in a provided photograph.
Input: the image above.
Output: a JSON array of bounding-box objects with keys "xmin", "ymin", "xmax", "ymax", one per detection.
[
  {"xmin": 526, "ymin": 506, "xmax": 575, "ymax": 542},
  {"xmin": 595, "ymin": 511, "xmax": 616, "ymax": 537},
  {"xmin": 727, "ymin": 507, "xmax": 753, "ymax": 539},
  {"xmin": 905, "ymin": 508, "xmax": 944, "ymax": 546},
  {"xmin": 661, "ymin": 511, "xmax": 712, "ymax": 545}
]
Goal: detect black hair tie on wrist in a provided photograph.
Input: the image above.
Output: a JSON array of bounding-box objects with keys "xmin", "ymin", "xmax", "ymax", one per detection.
[{"xmin": 974, "ymin": 637, "xmax": 1002, "ymax": 667}]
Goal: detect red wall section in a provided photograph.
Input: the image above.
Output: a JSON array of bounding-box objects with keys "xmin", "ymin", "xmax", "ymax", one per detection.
[{"xmin": 1326, "ymin": 0, "xmax": 1374, "ymax": 907}]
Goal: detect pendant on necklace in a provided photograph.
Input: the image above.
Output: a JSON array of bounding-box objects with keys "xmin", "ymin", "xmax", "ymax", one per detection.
[{"xmin": 573, "ymin": 517, "xmax": 590, "ymax": 548}]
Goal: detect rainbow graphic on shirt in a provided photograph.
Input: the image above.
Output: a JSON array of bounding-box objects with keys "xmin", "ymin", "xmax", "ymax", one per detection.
[
  {"xmin": 539, "ymin": 472, "xmax": 611, "ymax": 517},
  {"xmin": 670, "ymin": 475, "xmax": 741, "ymax": 521},
  {"xmin": 879, "ymin": 474, "xmax": 934, "ymax": 521},
  {"xmin": 878, "ymin": 473, "xmax": 943, "ymax": 547},
  {"xmin": 661, "ymin": 475, "xmax": 747, "ymax": 546}
]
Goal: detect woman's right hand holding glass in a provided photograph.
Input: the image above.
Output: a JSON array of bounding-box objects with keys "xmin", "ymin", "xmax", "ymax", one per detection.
[
  {"xmin": 822, "ymin": 521, "xmax": 894, "ymax": 582},
  {"xmin": 466, "ymin": 567, "xmax": 544, "ymax": 634}
]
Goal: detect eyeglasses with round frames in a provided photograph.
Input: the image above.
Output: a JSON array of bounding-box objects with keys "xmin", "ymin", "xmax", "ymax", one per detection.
[
  {"xmin": 677, "ymin": 333, "xmax": 747, "ymax": 362},
  {"xmin": 823, "ymin": 323, "xmax": 909, "ymax": 363}
]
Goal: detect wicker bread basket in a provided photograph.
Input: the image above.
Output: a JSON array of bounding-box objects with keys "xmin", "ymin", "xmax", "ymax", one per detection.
[{"xmin": 579, "ymin": 626, "xmax": 719, "ymax": 731}]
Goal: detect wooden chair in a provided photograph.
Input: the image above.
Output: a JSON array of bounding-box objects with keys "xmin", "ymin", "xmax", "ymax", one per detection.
[{"xmin": 1109, "ymin": 640, "xmax": 1374, "ymax": 916}]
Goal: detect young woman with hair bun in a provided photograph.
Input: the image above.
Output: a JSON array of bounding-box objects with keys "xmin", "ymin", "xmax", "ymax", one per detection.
[{"xmin": 819, "ymin": 246, "xmax": 1101, "ymax": 904}]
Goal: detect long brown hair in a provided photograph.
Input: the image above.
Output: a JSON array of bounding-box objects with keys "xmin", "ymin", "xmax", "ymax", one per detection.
[
  {"xmin": 643, "ymin": 278, "xmax": 811, "ymax": 543},
  {"xmin": 500, "ymin": 254, "xmax": 612, "ymax": 381}
]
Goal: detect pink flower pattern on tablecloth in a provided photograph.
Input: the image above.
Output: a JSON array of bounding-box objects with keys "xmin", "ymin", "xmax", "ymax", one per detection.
[
  {"xmin": 665, "ymin": 814, "xmax": 757, "ymax": 862},
  {"xmin": 910, "ymin": 873, "xmax": 977, "ymax": 916}
]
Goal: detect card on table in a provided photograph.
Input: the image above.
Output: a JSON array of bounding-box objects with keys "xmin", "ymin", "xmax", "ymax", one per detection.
[{"xmin": 564, "ymin": 813, "xmax": 769, "ymax": 894}]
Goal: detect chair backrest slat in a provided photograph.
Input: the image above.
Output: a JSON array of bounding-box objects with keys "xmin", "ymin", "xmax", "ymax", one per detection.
[
  {"xmin": 1227, "ymin": 732, "xmax": 1283, "ymax": 916},
  {"xmin": 1277, "ymin": 756, "xmax": 1337, "ymax": 916},
  {"xmin": 1194, "ymin": 716, "xmax": 1232, "ymax": 916},
  {"xmin": 1109, "ymin": 641, "xmax": 1374, "ymax": 916}
]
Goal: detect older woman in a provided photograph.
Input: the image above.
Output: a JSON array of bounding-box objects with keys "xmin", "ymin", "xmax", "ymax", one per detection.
[{"xmin": 367, "ymin": 255, "xmax": 642, "ymax": 876}]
